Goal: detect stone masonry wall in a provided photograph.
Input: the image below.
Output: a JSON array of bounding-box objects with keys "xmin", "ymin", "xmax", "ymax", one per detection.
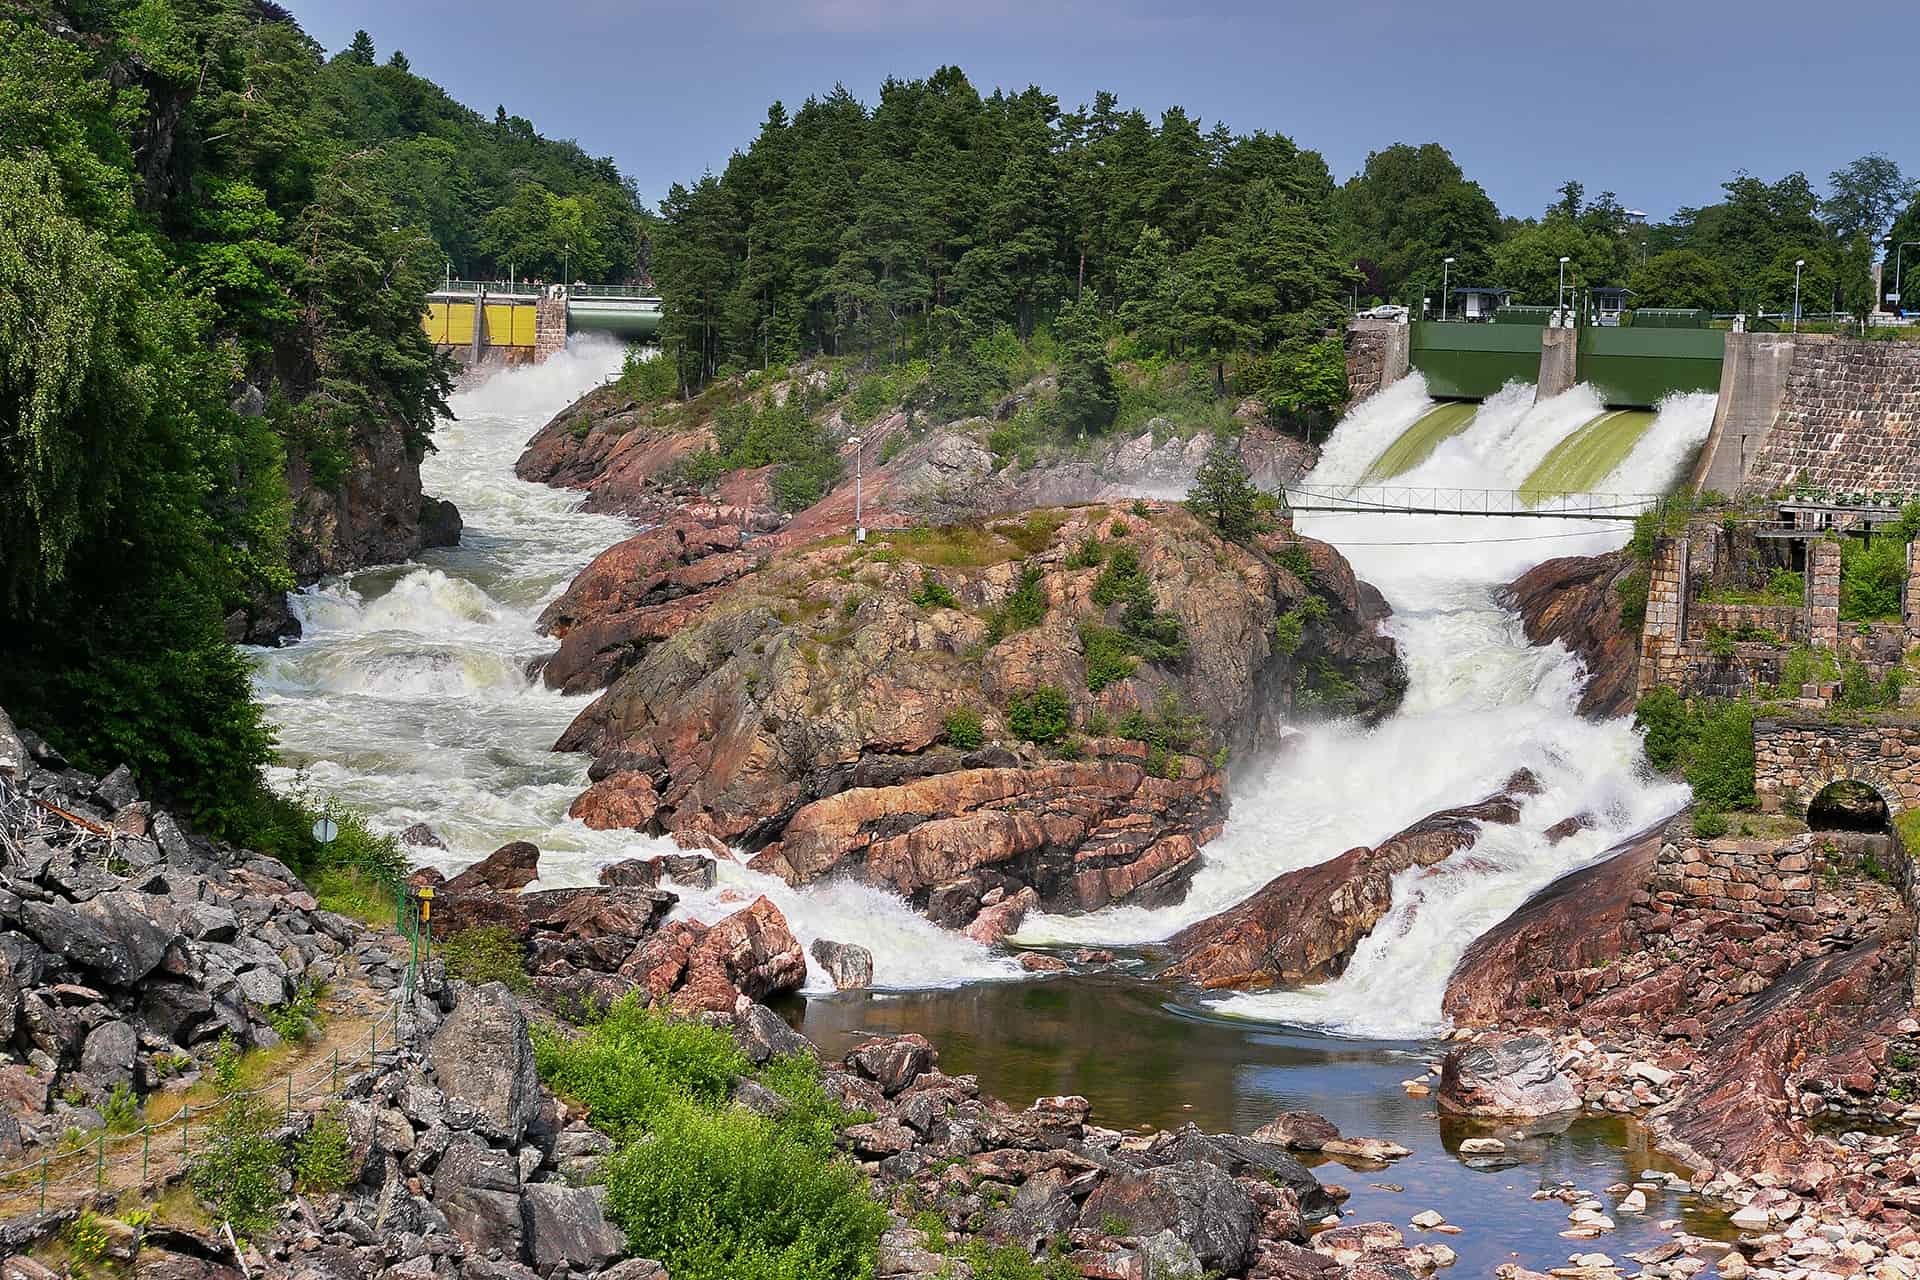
[
  {"xmin": 1741, "ymin": 336, "xmax": 1920, "ymax": 497},
  {"xmin": 1637, "ymin": 536, "xmax": 1690, "ymax": 694},
  {"xmin": 1649, "ymin": 833, "xmax": 1898, "ymax": 936},
  {"xmin": 534, "ymin": 288, "xmax": 569, "ymax": 363},
  {"xmin": 1345, "ymin": 319, "xmax": 1408, "ymax": 403},
  {"xmin": 1755, "ymin": 719, "xmax": 1920, "ymax": 815}
]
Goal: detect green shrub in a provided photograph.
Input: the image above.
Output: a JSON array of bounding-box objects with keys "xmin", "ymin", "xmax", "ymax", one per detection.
[
  {"xmin": 1841, "ymin": 534, "xmax": 1907, "ymax": 622},
  {"xmin": 618, "ymin": 346, "xmax": 679, "ymax": 402},
  {"xmin": 1632, "ymin": 691, "xmax": 1755, "ymax": 812},
  {"xmin": 1615, "ymin": 563, "xmax": 1651, "ymax": 631},
  {"xmin": 1274, "ymin": 541, "xmax": 1314, "ymax": 582},
  {"xmin": 295, "ymin": 1108, "xmax": 352, "ymax": 1193},
  {"xmin": 878, "ymin": 432, "xmax": 908, "ymax": 464},
  {"xmin": 536, "ymin": 998, "xmax": 881, "ymax": 1280},
  {"xmin": 1692, "ymin": 807, "xmax": 1730, "ymax": 838},
  {"xmin": 1272, "ymin": 609, "xmax": 1304, "ymax": 657},
  {"xmin": 1080, "ymin": 624, "xmax": 1138, "ymax": 693},
  {"xmin": 1088, "ymin": 545, "xmax": 1186, "ymax": 661},
  {"xmin": 267, "ymin": 982, "xmax": 322, "ymax": 1044},
  {"xmin": 102, "ymin": 1083, "xmax": 140, "ymax": 1133},
  {"xmin": 1007, "ymin": 686, "xmax": 1071, "ymax": 745},
  {"xmin": 188, "ymin": 1096, "xmax": 285, "ymax": 1239},
  {"xmin": 987, "ymin": 566, "xmax": 1047, "ymax": 641},
  {"xmin": 911, "ymin": 576, "xmax": 959, "ymax": 610},
  {"xmin": 943, "ymin": 706, "xmax": 984, "ymax": 750},
  {"xmin": 65, "ymin": 1212, "xmax": 112, "ymax": 1272},
  {"xmin": 440, "ymin": 926, "xmax": 530, "ymax": 993},
  {"xmin": 1066, "ymin": 537, "xmax": 1106, "ymax": 569},
  {"xmin": 1777, "ymin": 644, "xmax": 1839, "ymax": 694},
  {"xmin": 1634, "ymin": 687, "xmax": 1691, "ymax": 772}
]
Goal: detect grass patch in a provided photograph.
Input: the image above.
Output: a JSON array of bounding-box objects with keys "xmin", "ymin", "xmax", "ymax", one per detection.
[
  {"xmin": 308, "ymin": 865, "xmax": 397, "ymax": 930},
  {"xmin": 439, "ymin": 926, "xmax": 531, "ymax": 993}
]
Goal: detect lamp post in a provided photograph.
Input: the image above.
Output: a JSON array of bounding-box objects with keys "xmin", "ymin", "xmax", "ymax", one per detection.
[
  {"xmin": 1557, "ymin": 256, "xmax": 1571, "ymax": 322},
  {"xmin": 1888, "ymin": 240, "xmax": 1918, "ymax": 317},
  {"xmin": 564, "ymin": 242, "xmax": 572, "ymax": 288},
  {"xmin": 1793, "ymin": 258, "xmax": 1806, "ymax": 333},
  {"xmin": 1441, "ymin": 257, "xmax": 1454, "ymax": 321},
  {"xmin": 848, "ymin": 435, "xmax": 865, "ymax": 542}
]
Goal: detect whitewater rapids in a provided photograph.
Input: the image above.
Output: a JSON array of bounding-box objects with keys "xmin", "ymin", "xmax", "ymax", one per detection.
[
  {"xmin": 250, "ymin": 338, "xmax": 1022, "ymax": 992},
  {"xmin": 1019, "ymin": 376, "xmax": 1713, "ymax": 1037}
]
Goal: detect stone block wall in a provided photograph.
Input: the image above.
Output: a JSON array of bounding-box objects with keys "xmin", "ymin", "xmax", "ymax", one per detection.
[
  {"xmin": 1637, "ymin": 536, "xmax": 1691, "ymax": 694},
  {"xmin": 534, "ymin": 289, "xmax": 569, "ymax": 363},
  {"xmin": 1754, "ymin": 719, "xmax": 1920, "ymax": 815},
  {"xmin": 1741, "ymin": 336, "xmax": 1920, "ymax": 498},
  {"xmin": 1691, "ymin": 602, "xmax": 1804, "ymax": 645},
  {"xmin": 1807, "ymin": 537, "xmax": 1841, "ymax": 655},
  {"xmin": 1345, "ymin": 319, "xmax": 1409, "ymax": 403}
]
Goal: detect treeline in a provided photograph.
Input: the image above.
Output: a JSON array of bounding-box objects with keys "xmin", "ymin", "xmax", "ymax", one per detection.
[
  {"xmin": 651, "ymin": 70, "xmax": 1356, "ymax": 423},
  {"xmin": 0, "ymin": 1, "xmax": 639, "ymax": 838},
  {"xmin": 1343, "ymin": 145, "xmax": 1914, "ymax": 319}
]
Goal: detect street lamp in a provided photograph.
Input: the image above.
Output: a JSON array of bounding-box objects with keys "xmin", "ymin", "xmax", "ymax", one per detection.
[
  {"xmin": 1887, "ymin": 240, "xmax": 1919, "ymax": 318},
  {"xmin": 1441, "ymin": 257, "xmax": 1455, "ymax": 321},
  {"xmin": 848, "ymin": 436, "xmax": 865, "ymax": 542},
  {"xmin": 1557, "ymin": 257, "xmax": 1571, "ymax": 323},
  {"xmin": 1793, "ymin": 258, "xmax": 1806, "ymax": 333},
  {"xmin": 564, "ymin": 241, "xmax": 572, "ymax": 288}
]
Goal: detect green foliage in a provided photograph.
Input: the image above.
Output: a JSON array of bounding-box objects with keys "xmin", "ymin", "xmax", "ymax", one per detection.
[
  {"xmin": 1054, "ymin": 293, "xmax": 1119, "ymax": 437},
  {"xmin": 1114, "ymin": 691, "xmax": 1205, "ymax": 756},
  {"xmin": 1615, "ymin": 564, "xmax": 1652, "ymax": 631},
  {"xmin": 1274, "ymin": 540, "xmax": 1315, "ymax": 582},
  {"xmin": 618, "ymin": 347, "xmax": 679, "ymax": 403},
  {"xmin": 1629, "ymin": 249, "xmax": 1732, "ymax": 312},
  {"xmin": 987, "ymin": 566, "xmax": 1047, "ymax": 641},
  {"xmin": 266, "ymin": 983, "xmax": 323, "ymax": 1044},
  {"xmin": 1778, "ymin": 644, "xmax": 1840, "ymax": 694},
  {"xmin": 1087, "ymin": 547, "xmax": 1186, "ymax": 662},
  {"xmin": 65, "ymin": 1212, "xmax": 112, "ymax": 1272},
  {"xmin": 911, "ymin": 576, "xmax": 959, "ymax": 610},
  {"xmin": 295, "ymin": 1108, "xmax": 352, "ymax": 1194},
  {"xmin": 1272, "ymin": 609, "xmax": 1305, "ymax": 657},
  {"xmin": 1839, "ymin": 658, "xmax": 1904, "ymax": 711},
  {"xmin": 1840, "ymin": 535, "xmax": 1908, "ymax": 622},
  {"xmin": 1007, "ymin": 686, "xmax": 1071, "ymax": 745},
  {"xmin": 681, "ymin": 396, "xmax": 843, "ymax": 511},
  {"xmin": 1634, "ymin": 692, "xmax": 1756, "ymax": 811},
  {"xmin": 102, "ymin": 1083, "xmax": 141, "ymax": 1133},
  {"xmin": 1693, "ymin": 807, "xmax": 1730, "ymax": 839},
  {"xmin": 189, "ymin": 1097, "xmax": 286, "ymax": 1240},
  {"xmin": 1080, "ymin": 624, "xmax": 1139, "ymax": 693},
  {"xmin": 440, "ymin": 926, "xmax": 530, "ymax": 993},
  {"xmin": 1187, "ymin": 433, "xmax": 1259, "ymax": 540},
  {"xmin": 536, "ymin": 997, "xmax": 882, "ymax": 1280},
  {"xmin": 943, "ymin": 705, "xmax": 984, "ymax": 750}
]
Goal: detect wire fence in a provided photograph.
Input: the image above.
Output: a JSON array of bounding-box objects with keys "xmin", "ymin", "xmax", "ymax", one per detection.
[{"xmin": 0, "ymin": 1003, "xmax": 405, "ymax": 1213}]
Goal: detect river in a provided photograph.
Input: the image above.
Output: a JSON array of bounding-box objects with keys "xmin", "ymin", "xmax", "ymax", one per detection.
[{"xmin": 251, "ymin": 342, "xmax": 1720, "ymax": 1272}]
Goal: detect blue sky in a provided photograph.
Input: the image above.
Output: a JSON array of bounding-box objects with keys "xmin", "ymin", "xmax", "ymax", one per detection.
[{"xmin": 297, "ymin": 0, "xmax": 1918, "ymax": 223}]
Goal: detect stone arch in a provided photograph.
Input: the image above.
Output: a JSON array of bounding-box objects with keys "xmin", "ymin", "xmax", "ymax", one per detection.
[
  {"xmin": 1806, "ymin": 778, "xmax": 1893, "ymax": 832},
  {"xmin": 1795, "ymin": 759, "xmax": 1903, "ymax": 819}
]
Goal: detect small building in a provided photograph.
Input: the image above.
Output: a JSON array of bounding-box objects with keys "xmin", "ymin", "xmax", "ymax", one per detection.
[
  {"xmin": 1591, "ymin": 287, "xmax": 1634, "ymax": 325},
  {"xmin": 1448, "ymin": 286, "xmax": 1512, "ymax": 322}
]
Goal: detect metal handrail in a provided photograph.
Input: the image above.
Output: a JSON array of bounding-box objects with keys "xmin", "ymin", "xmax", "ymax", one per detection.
[{"xmin": 1283, "ymin": 483, "xmax": 1665, "ymax": 521}]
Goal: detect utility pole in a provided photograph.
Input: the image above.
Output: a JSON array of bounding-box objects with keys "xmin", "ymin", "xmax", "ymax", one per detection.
[
  {"xmin": 1793, "ymin": 259, "xmax": 1806, "ymax": 333},
  {"xmin": 848, "ymin": 436, "xmax": 865, "ymax": 542},
  {"xmin": 1557, "ymin": 256, "xmax": 1571, "ymax": 322},
  {"xmin": 1441, "ymin": 257, "xmax": 1454, "ymax": 321}
]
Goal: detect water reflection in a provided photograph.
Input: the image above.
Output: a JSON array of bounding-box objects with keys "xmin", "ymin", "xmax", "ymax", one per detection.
[{"xmin": 791, "ymin": 975, "xmax": 1726, "ymax": 1274}]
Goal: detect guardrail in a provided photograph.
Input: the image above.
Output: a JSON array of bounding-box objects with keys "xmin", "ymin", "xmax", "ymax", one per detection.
[{"xmin": 0, "ymin": 1003, "xmax": 403, "ymax": 1213}]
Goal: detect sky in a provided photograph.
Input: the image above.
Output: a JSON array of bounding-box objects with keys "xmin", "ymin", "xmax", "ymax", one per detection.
[{"xmin": 297, "ymin": 0, "xmax": 1919, "ymax": 223}]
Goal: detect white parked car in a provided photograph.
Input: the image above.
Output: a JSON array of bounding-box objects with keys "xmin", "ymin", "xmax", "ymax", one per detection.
[{"xmin": 1359, "ymin": 304, "xmax": 1409, "ymax": 322}]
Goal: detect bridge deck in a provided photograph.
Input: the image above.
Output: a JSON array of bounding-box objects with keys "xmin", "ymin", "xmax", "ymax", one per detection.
[{"xmin": 1280, "ymin": 484, "xmax": 1663, "ymax": 521}]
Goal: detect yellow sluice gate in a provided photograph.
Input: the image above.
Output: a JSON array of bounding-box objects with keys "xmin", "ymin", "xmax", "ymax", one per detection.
[
  {"xmin": 421, "ymin": 301, "xmax": 477, "ymax": 345},
  {"xmin": 421, "ymin": 299, "xmax": 538, "ymax": 348}
]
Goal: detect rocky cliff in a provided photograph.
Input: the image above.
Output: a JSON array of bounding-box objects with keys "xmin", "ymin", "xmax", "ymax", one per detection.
[
  {"xmin": 548, "ymin": 504, "xmax": 1402, "ymax": 934},
  {"xmin": 1497, "ymin": 550, "xmax": 1640, "ymax": 719},
  {"xmin": 286, "ymin": 424, "xmax": 464, "ymax": 585}
]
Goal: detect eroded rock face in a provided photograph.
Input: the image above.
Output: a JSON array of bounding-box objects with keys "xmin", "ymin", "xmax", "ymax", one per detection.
[
  {"xmin": 1077, "ymin": 1160, "xmax": 1259, "ymax": 1275},
  {"xmin": 1436, "ymin": 1035, "xmax": 1581, "ymax": 1117},
  {"xmin": 1163, "ymin": 776, "xmax": 1534, "ymax": 990},
  {"xmin": 549, "ymin": 504, "xmax": 1401, "ymax": 932},
  {"xmin": 1498, "ymin": 551, "xmax": 1639, "ymax": 719}
]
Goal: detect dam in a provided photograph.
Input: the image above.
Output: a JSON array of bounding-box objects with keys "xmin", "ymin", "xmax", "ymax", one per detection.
[{"xmin": 421, "ymin": 281, "xmax": 662, "ymax": 365}]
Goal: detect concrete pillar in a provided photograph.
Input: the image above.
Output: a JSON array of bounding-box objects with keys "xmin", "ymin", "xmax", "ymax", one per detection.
[
  {"xmin": 469, "ymin": 288, "xmax": 487, "ymax": 363},
  {"xmin": 1637, "ymin": 536, "xmax": 1689, "ymax": 696},
  {"xmin": 1345, "ymin": 318, "xmax": 1409, "ymax": 402},
  {"xmin": 1689, "ymin": 333, "xmax": 1797, "ymax": 497},
  {"xmin": 534, "ymin": 286, "xmax": 569, "ymax": 363},
  {"xmin": 1806, "ymin": 536, "xmax": 1842, "ymax": 667},
  {"xmin": 1537, "ymin": 326, "xmax": 1578, "ymax": 401}
]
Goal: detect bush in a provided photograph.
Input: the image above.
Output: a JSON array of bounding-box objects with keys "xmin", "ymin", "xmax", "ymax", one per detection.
[
  {"xmin": 1007, "ymin": 686, "xmax": 1071, "ymax": 745},
  {"xmin": 910, "ymin": 576, "xmax": 959, "ymax": 610},
  {"xmin": 102, "ymin": 1083, "xmax": 141, "ymax": 1133},
  {"xmin": 618, "ymin": 346, "xmax": 678, "ymax": 402},
  {"xmin": 535, "ymin": 998, "xmax": 882, "ymax": 1280},
  {"xmin": 1066, "ymin": 537, "xmax": 1106, "ymax": 569},
  {"xmin": 1272, "ymin": 609, "xmax": 1304, "ymax": 657},
  {"xmin": 987, "ymin": 566, "xmax": 1046, "ymax": 641},
  {"xmin": 1274, "ymin": 541, "xmax": 1314, "ymax": 582},
  {"xmin": 1693, "ymin": 807, "xmax": 1730, "ymax": 838},
  {"xmin": 1615, "ymin": 564, "xmax": 1651, "ymax": 631},
  {"xmin": 1089, "ymin": 546, "xmax": 1186, "ymax": 662},
  {"xmin": 266, "ymin": 982, "xmax": 322, "ymax": 1044},
  {"xmin": 1841, "ymin": 534, "xmax": 1907, "ymax": 621},
  {"xmin": 1635, "ymin": 692, "xmax": 1755, "ymax": 812},
  {"xmin": 188, "ymin": 1096, "xmax": 285, "ymax": 1239},
  {"xmin": 1079, "ymin": 624, "xmax": 1138, "ymax": 693},
  {"xmin": 440, "ymin": 926, "xmax": 530, "ymax": 993},
  {"xmin": 295, "ymin": 1108, "xmax": 352, "ymax": 1193},
  {"xmin": 943, "ymin": 706, "xmax": 984, "ymax": 750}
]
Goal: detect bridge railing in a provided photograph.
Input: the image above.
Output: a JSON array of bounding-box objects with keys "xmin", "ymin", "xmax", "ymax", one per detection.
[
  {"xmin": 1283, "ymin": 483, "xmax": 1666, "ymax": 521},
  {"xmin": 570, "ymin": 285, "xmax": 662, "ymax": 302},
  {"xmin": 438, "ymin": 279, "xmax": 545, "ymax": 297}
]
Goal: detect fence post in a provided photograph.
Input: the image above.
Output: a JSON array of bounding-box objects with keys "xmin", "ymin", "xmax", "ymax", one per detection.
[
  {"xmin": 332, "ymin": 1048, "xmax": 340, "ymax": 1094},
  {"xmin": 285, "ymin": 1073, "xmax": 293, "ymax": 1120},
  {"xmin": 39, "ymin": 1156, "xmax": 46, "ymax": 1210},
  {"xmin": 95, "ymin": 1134, "xmax": 104, "ymax": 1190},
  {"xmin": 181, "ymin": 1103, "xmax": 190, "ymax": 1159},
  {"xmin": 142, "ymin": 1125, "xmax": 150, "ymax": 1184}
]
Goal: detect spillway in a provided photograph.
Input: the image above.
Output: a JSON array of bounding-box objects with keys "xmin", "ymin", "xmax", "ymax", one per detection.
[
  {"xmin": 1359, "ymin": 401, "xmax": 1478, "ymax": 482},
  {"xmin": 1519, "ymin": 407, "xmax": 1658, "ymax": 500},
  {"xmin": 1022, "ymin": 382, "xmax": 1718, "ymax": 1036}
]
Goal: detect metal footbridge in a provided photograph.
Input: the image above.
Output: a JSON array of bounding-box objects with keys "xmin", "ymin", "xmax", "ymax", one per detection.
[{"xmin": 1281, "ymin": 483, "xmax": 1664, "ymax": 521}]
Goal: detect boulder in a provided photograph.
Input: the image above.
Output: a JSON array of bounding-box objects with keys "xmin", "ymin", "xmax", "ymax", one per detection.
[
  {"xmin": 732, "ymin": 1002, "xmax": 817, "ymax": 1065},
  {"xmin": 679, "ymin": 895, "xmax": 805, "ymax": 1006},
  {"xmin": 810, "ymin": 939, "xmax": 874, "ymax": 990},
  {"xmin": 79, "ymin": 1020, "xmax": 138, "ymax": 1087},
  {"xmin": 431, "ymin": 1140, "xmax": 523, "ymax": 1257},
  {"xmin": 1077, "ymin": 1160, "xmax": 1258, "ymax": 1275},
  {"xmin": 520, "ymin": 1183, "xmax": 625, "ymax": 1271},
  {"xmin": 428, "ymin": 983, "xmax": 541, "ymax": 1143},
  {"xmin": 1436, "ymin": 1036, "xmax": 1581, "ymax": 1117},
  {"xmin": 1145, "ymin": 1126, "xmax": 1334, "ymax": 1217},
  {"xmin": 443, "ymin": 841, "xmax": 541, "ymax": 896},
  {"xmin": 399, "ymin": 823, "xmax": 447, "ymax": 850},
  {"xmin": 20, "ymin": 893, "xmax": 177, "ymax": 987},
  {"xmin": 1251, "ymin": 1111, "xmax": 1340, "ymax": 1152},
  {"xmin": 846, "ymin": 1033, "xmax": 937, "ymax": 1095},
  {"xmin": 1165, "ymin": 782, "xmax": 1531, "ymax": 990}
]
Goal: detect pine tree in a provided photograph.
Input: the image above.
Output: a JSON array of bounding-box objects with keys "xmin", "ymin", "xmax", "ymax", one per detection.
[
  {"xmin": 343, "ymin": 30, "xmax": 376, "ymax": 66},
  {"xmin": 1188, "ymin": 433, "xmax": 1259, "ymax": 541},
  {"xmin": 1055, "ymin": 292, "xmax": 1118, "ymax": 437}
]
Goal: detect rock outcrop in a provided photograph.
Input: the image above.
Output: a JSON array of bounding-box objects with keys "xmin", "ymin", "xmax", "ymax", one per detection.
[
  {"xmin": 548, "ymin": 504, "xmax": 1402, "ymax": 932},
  {"xmin": 1498, "ymin": 551, "xmax": 1639, "ymax": 719},
  {"xmin": 1163, "ymin": 774, "xmax": 1535, "ymax": 990},
  {"xmin": 1436, "ymin": 1034, "xmax": 1582, "ymax": 1117},
  {"xmin": 286, "ymin": 420, "xmax": 463, "ymax": 586}
]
